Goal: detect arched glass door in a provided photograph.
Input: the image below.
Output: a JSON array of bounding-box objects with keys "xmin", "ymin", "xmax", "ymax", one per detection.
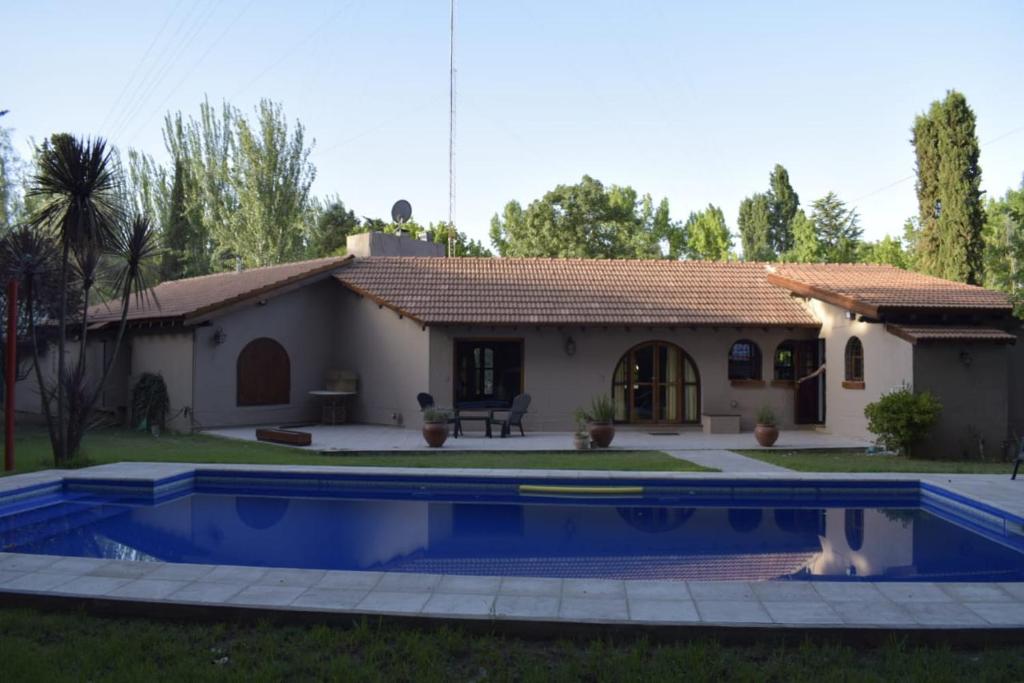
[{"xmin": 611, "ymin": 342, "xmax": 699, "ymax": 424}]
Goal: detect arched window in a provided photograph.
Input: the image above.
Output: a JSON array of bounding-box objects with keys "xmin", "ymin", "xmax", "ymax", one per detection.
[
  {"xmin": 611, "ymin": 341, "xmax": 699, "ymax": 424},
  {"xmin": 728, "ymin": 340, "xmax": 762, "ymax": 380},
  {"xmin": 237, "ymin": 337, "xmax": 290, "ymax": 406},
  {"xmin": 844, "ymin": 337, "xmax": 864, "ymax": 383},
  {"xmin": 774, "ymin": 342, "xmax": 795, "ymax": 380}
]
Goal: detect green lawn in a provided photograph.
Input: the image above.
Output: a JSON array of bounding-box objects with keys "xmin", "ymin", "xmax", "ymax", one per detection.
[
  {"xmin": 1, "ymin": 609, "xmax": 1021, "ymax": 682},
  {"xmin": 0, "ymin": 426, "xmax": 712, "ymax": 476},
  {"xmin": 736, "ymin": 448, "xmax": 1015, "ymax": 474}
]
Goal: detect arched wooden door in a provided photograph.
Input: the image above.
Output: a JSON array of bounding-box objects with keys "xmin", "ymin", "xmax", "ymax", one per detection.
[
  {"xmin": 611, "ymin": 342, "xmax": 699, "ymax": 424},
  {"xmin": 237, "ymin": 337, "xmax": 290, "ymax": 406}
]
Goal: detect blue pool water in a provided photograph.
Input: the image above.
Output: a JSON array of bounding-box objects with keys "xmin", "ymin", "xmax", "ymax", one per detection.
[{"xmin": 2, "ymin": 474, "xmax": 1022, "ymax": 582}]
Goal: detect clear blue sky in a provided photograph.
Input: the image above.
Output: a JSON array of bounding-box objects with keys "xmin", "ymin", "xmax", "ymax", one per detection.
[{"xmin": 3, "ymin": 1, "xmax": 1022, "ymax": 247}]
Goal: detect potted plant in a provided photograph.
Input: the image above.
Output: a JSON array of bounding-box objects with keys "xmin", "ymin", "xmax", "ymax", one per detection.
[
  {"xmin": 572, "ymin": 408, "xmax": 590, "ymax": 450},
  {"xmin": 421, "ymin": 409, "xmax": 450, "ymax": 448},
  {"xmin": 586, "ymin": 395, "xmax": 616, "ymax": 448},
  {"xmin": 754, "ymin": 405, "xmax": 779, "ymax": 447}
]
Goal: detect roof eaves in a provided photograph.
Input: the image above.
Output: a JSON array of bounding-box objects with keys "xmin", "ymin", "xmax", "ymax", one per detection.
[
  {"xmin": 765, "ymin": 272, "xmax": 880, "ymax": 318},
  {"xmin": 182, "ymin": 255, "xmax": 354, "ymax": 325},
  {"xmin": 333, "ymin": 277, "xmax": 426, "ymax": 326}
]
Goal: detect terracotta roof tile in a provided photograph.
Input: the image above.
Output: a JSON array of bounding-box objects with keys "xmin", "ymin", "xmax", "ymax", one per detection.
[
  {"xmin": 334, "ymin": 257, "xmax": 820, "ymax": 327},
  {"xmin": 886, "ymin": 324, "xmax": 1017, "ymax": 344},
  {"xmin": 88, "ymin": 255, "xmax": 351, "ymax": 325},
  {"xmin": 766, "ymin": 263, "xmax": 1011, "ymax": 315}
]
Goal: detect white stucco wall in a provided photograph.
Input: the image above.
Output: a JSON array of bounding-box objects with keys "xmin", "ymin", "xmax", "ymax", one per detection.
[
  {"xmin": 427, "ymin": 325, "xmax": 820, "ymax": 432},
  {"xmin": 808, "ymin": 299, "xmax": 914, "ymax": 441},
  {"xmin": 191, "ymin": 278, "xmax": 338, "ymax": 428},
  {"xmin": 129, "ymin": 332, "xmax": 194, "ymax": 432},
  {"xmin": 334, "ymin": 289, "xmax": 430, "ymax": 427}
]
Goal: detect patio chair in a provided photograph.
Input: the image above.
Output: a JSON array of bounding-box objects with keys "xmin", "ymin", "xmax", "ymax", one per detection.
[
  {"xmin": 487, "ymin": 393, "xmax": 531, "ymax": 438},
  {"xmin": 1013, "ymin": 437, "xmax": 1024, "ymax": 480}
]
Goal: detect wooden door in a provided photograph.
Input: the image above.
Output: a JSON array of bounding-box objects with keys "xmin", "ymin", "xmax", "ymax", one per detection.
[{"xmin": 794, "ymin": 340, "xmax": 822, "ymax": 424}]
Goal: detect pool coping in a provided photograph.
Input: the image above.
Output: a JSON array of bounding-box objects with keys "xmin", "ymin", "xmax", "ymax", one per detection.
[{"xmin": 1, "ymin": 462, "xmax": 1023, "ymax": 637}]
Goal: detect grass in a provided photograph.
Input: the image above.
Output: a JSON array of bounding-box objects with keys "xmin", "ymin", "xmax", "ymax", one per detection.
[
  {"xmin": 0, "ymin": 425, "xmax": 713, "ymax": 476},
  {"xmin": 736, "ymin": 448, "xmax": 1015, "ymax": 474},
  {"xmin": 1, "ymin": 609, "xmax": 1022, "ymax": 682}
]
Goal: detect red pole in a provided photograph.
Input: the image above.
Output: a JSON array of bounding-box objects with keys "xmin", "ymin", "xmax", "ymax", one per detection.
[{"xmin": 5, "ymin": 278, "xmax": 17, "ymax": 472}]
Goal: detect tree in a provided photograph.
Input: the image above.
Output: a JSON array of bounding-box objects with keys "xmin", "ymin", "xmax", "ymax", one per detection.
[
  {"xmin": 858, "ymin": 234, "xmax": 908, "ymax": 269},
  {"xmin": 684, "ymin": 204, "xmax": 732, "ymax": 260},
  {"xmin": 784, "ymin": 210, "xmax": 820, "ymax": 262},
  {"xmin": 912, "ymin": 91, "xmax": 984, "ymax": 283},
  {"xmin": 24, "ymin": 135, "xmax": 158, "ymax": 465},
  {"xmin": 488, "ymin": 175, "xmax": 671, "ymax": 259},
  {"xmin": 306, "ymin": 196, "xmax": 360, "ymax": 257},
  {"xmin": 159, "ymin": 158, "xmax": 191, "ymax": 280},
  {"xmin": 226, "ymin": 99, "xmax": 315, "ymax": 267},
  {"xmin": 0, "ymin": 121, "xmax": 24, "ymax": 229},
  {"xmin": 430, "ymin": 222, "xmax": 492, "ymax": 257},
  {"xmin": 767, "ymin": 164, "xmax": 799, "ymax": 254},
  {"xmin": 982, "ymin": 182, "xmax": 1024, "ymax": 315},
  {"xmin": 737, "ymin": 193, "xmax": 773, "ymax": 261},
  {"xmin": 810, "ymin": 192, "xmax": 862, "ymax": 263}
]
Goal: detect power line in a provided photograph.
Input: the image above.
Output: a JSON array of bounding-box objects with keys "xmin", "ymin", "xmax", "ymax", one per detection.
[
  {"xmin": 122, "ymin": 0, "xmax": 257, "ymax": 146},
  {"xmin": 106, "ymin": 0, "xmax": 211, "ymax": 138},
  {"xmin": 98, "ymin": 0, "xmax": 186, "ymax": 136},
  {"xmin": 851, "ymin": 123, "xmax": 1024, "ymax": 205}
]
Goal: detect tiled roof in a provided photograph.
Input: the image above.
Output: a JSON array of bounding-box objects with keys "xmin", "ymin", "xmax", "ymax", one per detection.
[
  {"xmin": 88, "ymin": 255, "xmax": 352, "ymax": 326},
  {"xmin": 886, "ymin": 325, "xmax": 1017, "ymax": 344},
  {"xmin": 334, "ymin": 257, "xmax": 821, "ymax": 327},
  {"xmin": 766, "ymin": 264, "xmax": 1011, "ymax": 316}
]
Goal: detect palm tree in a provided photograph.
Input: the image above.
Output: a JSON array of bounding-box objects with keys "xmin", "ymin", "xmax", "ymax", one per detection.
[{"xmin": 24, "ymin": 134, "xmax": 156, "ymax": 465}]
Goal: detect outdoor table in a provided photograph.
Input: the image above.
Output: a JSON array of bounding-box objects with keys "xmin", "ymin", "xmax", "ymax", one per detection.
[
  {"xmin": 453, "ymin": 411, "xmax": 492, "ymax": 438},
  {"xmin": 308, "ymin": 390, "xmax": 356, "ymax": 425}
]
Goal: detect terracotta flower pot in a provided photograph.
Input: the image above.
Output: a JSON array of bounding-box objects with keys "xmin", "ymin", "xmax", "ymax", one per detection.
[
  {"xmin": 422, "ymin": 422, "xmax": 449, "ymax": 448},
  {"xmin": 754, "ymin": 423, "xmax": 779, "ymax": 447},
  {"xmin": 588, "ymin": 422, "xmax": 615, "ymax": 448}
]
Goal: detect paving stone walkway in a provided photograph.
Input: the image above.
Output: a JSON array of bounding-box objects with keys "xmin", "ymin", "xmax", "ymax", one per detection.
[{"xmin": 666, "ymin": 449, "xmax": 791, "ymax": 473}]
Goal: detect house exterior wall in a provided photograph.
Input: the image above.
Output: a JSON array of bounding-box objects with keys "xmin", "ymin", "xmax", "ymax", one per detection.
[
  {"xmin": 426, "ymin": 325, "xmax": 820, "ymax": 432},
  {"xmin": 807, "ymin": 299, "xmax": 914, "ymax": 441},
  {"xmin": 913, "ymin": 342, "xmax": 1011, "ymax": 460},
  {"xmin": 1007, "ymin": 328, "xmax": 1024, "ymax": 445},
  {"xmin": 129, "ymin": 331, "xmax": 194, "ymax": 433},
  {"xmin": 192, "ymin": 279, "xmax": 338, "ymax": 428},
  {"xmin": 334, "ymin": 288, "xmax": 430, "ymax": 427}
]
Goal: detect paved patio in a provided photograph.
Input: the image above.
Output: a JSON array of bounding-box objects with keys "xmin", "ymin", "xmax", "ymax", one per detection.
[{"xmin": 205, "ymin": 424, "xmax": 872, "ymax": 454}]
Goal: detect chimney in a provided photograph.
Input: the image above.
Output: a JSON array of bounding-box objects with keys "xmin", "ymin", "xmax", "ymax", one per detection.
[{"xmin": 346, "ymin": 231, "xmax": 446, "ymax": 258}]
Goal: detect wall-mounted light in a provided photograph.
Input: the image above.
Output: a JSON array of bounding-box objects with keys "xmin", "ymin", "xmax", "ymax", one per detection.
[
  {"xmin": 844, "ymin": 310, "xmax": 855, "ymax": 320},
  {"xmin": 564, "ymin": 336, "xmax": 576, "ymax": 356},
  {"xmin": 257, "ymin": 299, "xmax": 268, "ymax": 306},
  {"xmin": 212, "ymin": 328, "xmax": 227, "ymax": 346},
  {"xmin": 959, "ymin": 350, "xmax": 972, "ymax": 367}
]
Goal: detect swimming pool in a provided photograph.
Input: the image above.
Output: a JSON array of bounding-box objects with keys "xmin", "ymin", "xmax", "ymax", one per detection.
[{"xmin": 3, "ymin": 470, "xmax": 1022, "ymax": 583}]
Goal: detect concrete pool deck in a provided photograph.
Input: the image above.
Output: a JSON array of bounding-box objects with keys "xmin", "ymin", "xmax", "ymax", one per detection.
[{"xmin": 1, "ymin": 462, "xmax": 1022, "ymax": 637}]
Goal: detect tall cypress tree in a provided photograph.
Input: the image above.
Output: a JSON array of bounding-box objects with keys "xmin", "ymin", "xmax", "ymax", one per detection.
[
  {"xmin": 737, "ymin": 193, "xmax": 773, "ymax": 261},
  {"xmin": 912, "ymin": 91, "xmax": 984, "ymax": 283},
  {"xmin": 159, "ymin": 158, "xmax": 190, "ymax": 281},
  {"xmin": 767, "ymin": 164, "xmax": 799, "ymax": 255}
]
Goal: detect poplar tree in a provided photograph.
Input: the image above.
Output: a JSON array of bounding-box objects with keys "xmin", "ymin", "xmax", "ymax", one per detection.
[
  {"xmin": 737, "ymin": 193, "xmax": 773, "ymax": 261},
  {"xmin": 912, "ymin": 90, "xmax": 984, "ymax": 283},
  {"xmin": 684, "ymin": 204, "xmax": 732, "ymax": 260},
  {"xmin": 767, "ymin": 164, "xmax": 799, "ymax": 254}
]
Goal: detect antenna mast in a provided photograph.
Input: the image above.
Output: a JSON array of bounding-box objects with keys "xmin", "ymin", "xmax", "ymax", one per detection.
[{"xmin": 447, "ymin": 0, "xmax": 456, "ymax": 256}]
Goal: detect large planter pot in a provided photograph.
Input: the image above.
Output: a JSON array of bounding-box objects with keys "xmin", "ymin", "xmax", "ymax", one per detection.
[
  {"xmin": 422, "ymin": 422, "xmax": 449, "ymax": 448},
  {"xmin": 754, "ymin": 423, "xmax": 779, "ymax": 447},
  {"xmin": 588, "ymin": 422, "xmax": 615, "ymax": 448}
]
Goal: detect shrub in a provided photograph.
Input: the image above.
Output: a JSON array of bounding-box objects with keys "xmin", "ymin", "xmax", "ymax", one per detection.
[
  {"xmin": 422, "ymin": 408, "xmax": 449, "ymax": 424},
  {"xmin": 863, "ymin": 385, "xmax": 941, "ymax": 458},
  {"xmin": 756, "ymin": 405, "xmax": 776, "ymax": 426},
  {"xmin": 573, "ymin": 408, "xmax": 589, "ymax": 435},
  {"xmin": 131, "ymin": 373, "xmax": 170, "ymax": 432},
  {"xmin": 587, "ymin": 395, "xmax": 615, "ymax": 423}
]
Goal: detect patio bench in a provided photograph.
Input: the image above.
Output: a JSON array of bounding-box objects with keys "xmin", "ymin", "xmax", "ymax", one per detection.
[{"xmin": 702, "ymin": 413, "xmax": 740, "ymax": 435}]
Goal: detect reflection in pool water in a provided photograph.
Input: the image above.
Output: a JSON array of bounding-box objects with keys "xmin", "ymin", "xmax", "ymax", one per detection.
[{"xmin": 3, "ymin": 493, "xmax": 1023, "ymax": 582}]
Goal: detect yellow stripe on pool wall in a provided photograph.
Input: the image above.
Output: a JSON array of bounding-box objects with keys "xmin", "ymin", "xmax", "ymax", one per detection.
[{"xmin": 518, "ymin": 485, "xmax": 644, "ymax": 496}]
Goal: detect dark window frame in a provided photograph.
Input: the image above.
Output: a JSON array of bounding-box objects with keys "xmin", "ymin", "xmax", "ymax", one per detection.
[
  {"xmin": 453, "ymin": 338, "xmax": 524, "ymax": 408},
  {"xmin": 773, "ymin": 341, "xmax": 795, "ymax": 381},
  {"xmin": 728, "ymin": 339, "xmax": 763, "ymax": 381},
  {"xmin": 844, "ymin": 337, "xmax": 864, "ymax": 383}
]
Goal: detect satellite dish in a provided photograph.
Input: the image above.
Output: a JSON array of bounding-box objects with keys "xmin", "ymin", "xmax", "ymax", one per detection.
[{"xmin": 391, "ymin": 199, "xmax": 412, "ymax": 224}]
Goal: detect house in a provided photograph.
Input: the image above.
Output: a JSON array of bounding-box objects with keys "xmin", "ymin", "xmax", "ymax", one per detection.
[{"xmin": 19, "ymin": 231, "xmax": 1024, "ymax": 459}]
